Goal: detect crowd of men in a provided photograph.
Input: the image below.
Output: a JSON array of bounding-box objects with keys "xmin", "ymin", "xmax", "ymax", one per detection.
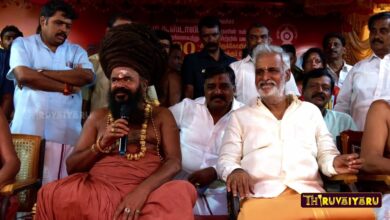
[{"xmin": 0, "ymin": 0, "xmax": 389, "ymax": 219}]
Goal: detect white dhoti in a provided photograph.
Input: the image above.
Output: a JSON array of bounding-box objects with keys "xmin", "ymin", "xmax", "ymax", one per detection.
[
  {"xmin": 175, "ymin": 171, "xmax": 228, "ymax": 215},
  {"xmin": 42, "ymin": 141, "xmax": 73, "ymax": 185},
  {"xmin": 375, "ymin": 194, "xmax": 390, "ymax": 220},
  {"xmin": 193, "ymin": 180, "xmax": 227, "ymax": 215}
]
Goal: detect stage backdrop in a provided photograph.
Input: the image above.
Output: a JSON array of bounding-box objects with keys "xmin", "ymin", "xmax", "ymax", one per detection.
[
  {"xmin": 0, "ymin": 2, "xmax": 353, "ymax": 62},
  {"xmin": 150, "ymin": 15, "xmax": 342, "ymax": 59}
]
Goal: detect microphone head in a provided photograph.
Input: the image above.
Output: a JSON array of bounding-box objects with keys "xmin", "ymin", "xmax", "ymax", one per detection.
[{"xmin": 120, "ymin": 104, "xmax": 131, "ymax": 120}]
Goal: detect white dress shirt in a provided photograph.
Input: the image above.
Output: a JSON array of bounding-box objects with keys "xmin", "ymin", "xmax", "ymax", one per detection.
[
  {"xmin": 230, "ymin": 55, "xmax": 300, "ymax": 104},
  {"xmin": 327, "ymin": 62, "xmax": 353, "ymax": 88},
  {"xmin": 170, "ymin": 97, "xmax": 244, "ymax": 215},
  {"xmin": 170, "ymin": 97, "xmax": 244, "ymax": 175},
  {"xmin": 7, "ymin": 34, "xmax": 94, "ymax": 145},
  {"xmin": 334, "ymin": 54, "xmax": 390, "ymax": 130},
  {"xmin": 217, "ymin": 96, "xmax": 339, "ymax": 198}
]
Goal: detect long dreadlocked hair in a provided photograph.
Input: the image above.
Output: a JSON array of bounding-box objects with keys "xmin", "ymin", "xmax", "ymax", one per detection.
[{"xmin": 99, "ymin": 23, "xmax": 166, "ymax": 86}]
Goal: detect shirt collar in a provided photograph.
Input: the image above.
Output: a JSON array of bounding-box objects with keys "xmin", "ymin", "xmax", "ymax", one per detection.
[
  {"xmin": 368, "ymin": 53, "xmax": 390, "ymax": 62},
  {"xmin": 36, "ymin": 34, "xmax": 67, "ymax": 52},
  {"xmin": 254, "ymin": 94, "xmax": 299, "ymax": 108},
  {"xmin": 231, "ymin": 98, "xmax": 244, "ymax": 111},
  {"xmin": 326, "ymin": 60, "xmax": 349, "ymax": 72},
  {"xmin": 243, "ymin": 54, "xmax": 253, "ymax": 63},
  {"xmin": 368, "ymin": 53, "xmax": 379, "ymax": 62},
  {"xmin": 199, "ymin": 48, "xmax": 229, "ymax": 61},
  {"xmin": 323, "ymin": 108, "xmax": 329, "ymax": 117},
  {"xmin": 341, "ymin": 62, "xmax": 349, "ymax": 72}
]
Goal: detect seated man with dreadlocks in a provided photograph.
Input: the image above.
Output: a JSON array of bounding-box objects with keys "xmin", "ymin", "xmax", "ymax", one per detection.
[{"xmin": 36, "ymin": 24, "xmax": 197, "ymax": 220}]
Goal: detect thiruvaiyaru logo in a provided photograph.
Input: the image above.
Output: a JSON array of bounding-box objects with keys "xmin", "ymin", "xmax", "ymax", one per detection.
[{"xmin": 301, "ymin": 193, "xmax": 382, "ymax": 208}]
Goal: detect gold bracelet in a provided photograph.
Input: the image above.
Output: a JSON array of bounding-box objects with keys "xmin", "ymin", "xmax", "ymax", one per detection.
[{"xmin": 95, "ymin": 136, "xmax": 112, "ymax": 154}]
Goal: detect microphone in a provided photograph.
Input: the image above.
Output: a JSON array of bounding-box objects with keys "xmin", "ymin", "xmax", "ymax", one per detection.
[{"xmin": 119, "ymin": 104, "xmax": 130, "ymax": 156}]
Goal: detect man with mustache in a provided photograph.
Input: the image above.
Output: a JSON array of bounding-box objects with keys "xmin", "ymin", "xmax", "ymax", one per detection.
[
  {"xmin": 182, "ymin": 16, "xmax": 236, "ymax": 99},
  {"xmin": 217, "ymin": 44, "xmax": 374, "ymax": 219},
  {"xmin": 322, "ymin": 32, "xmax": 352, "ymax": 88},
  {"xmin": 170, "ymin": 65, "xmax": 244, "ymax": 215},
  {"xmin": 6, "ymin": 0, "xmax": 94, "ymax": 184},
  {"xmin": 36, "ymin": 23, "xmax": 196, "ymax": 220},
  {"xmin": 302, "ymin": 68, "xmax": 356, "ymax": 142},
  {"xmin": 335, "ymin": 11, "xmax": 390, "ymax": 130},
  {"xmin": 230, "ymin": 23, "xmax": 299, "ymax": 105}
]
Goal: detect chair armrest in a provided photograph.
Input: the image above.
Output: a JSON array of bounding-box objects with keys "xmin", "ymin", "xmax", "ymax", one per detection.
[
  {"xmin": 227, "ymin": 191, "xmax": 240, "ymax": 220},
  {"xmin": 0, "ymin": 178, "xmax": 40, "ymax": 195},
  {"xmin": 327, "ymin": 174, "xmax": 358, "ymax": 184},
  {"xmin": 358, "ymin": 175, "xmax": 390, "ymax": 185}
]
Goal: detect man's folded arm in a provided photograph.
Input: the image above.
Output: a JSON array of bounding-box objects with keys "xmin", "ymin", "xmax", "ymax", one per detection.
[
  {"xmin": 13, "ymin": 66, "xmax": 65, "ymax": 92},
  {"xmin": 41, "ymin": 68, "xmax": 94, "ymax": 86}
]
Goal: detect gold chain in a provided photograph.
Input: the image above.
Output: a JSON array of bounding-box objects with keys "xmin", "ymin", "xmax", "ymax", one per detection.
[
  {"xmin": 105, "ymin": 100, "xmax": 161, "ymax": 161},
  {"xmin": 150, "ymin": 106, "xmax": 163, "ymax": 161}
]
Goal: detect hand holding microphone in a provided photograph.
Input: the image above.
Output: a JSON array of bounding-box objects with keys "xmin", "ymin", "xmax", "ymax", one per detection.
[{"xmin": 118, "ymin": 104, "xmax": 131, "ymax": 155}]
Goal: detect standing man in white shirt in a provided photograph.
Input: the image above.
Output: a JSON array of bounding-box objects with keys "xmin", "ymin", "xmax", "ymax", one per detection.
[
  {"xmin": 7, "ymin": 1, "xmax": 94, "ymax": 184},
  {"xmin": 335, "ymin": 11, "xmax": 390, "ymax": 130},
  {"xmin": 217, "ymin": 44, "xmax": 373, "ymax": 219},
  {"xmin": 170, "ymin": 65, "xmax": 244, "ymax": 215},
  {"xmin": 230, "ymin": 23, "xmax": 299, "ymax": 104},
  {"xmin": 322, "ymin": 32, "xmax": 353, "ymax": 88}
]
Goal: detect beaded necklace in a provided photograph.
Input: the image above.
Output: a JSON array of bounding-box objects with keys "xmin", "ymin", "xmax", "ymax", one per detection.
[{"xmin": 106, "ymin": 101, "xmax": 162, "ymax": 161}]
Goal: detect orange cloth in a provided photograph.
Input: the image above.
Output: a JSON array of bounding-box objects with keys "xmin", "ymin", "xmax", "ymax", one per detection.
[
  {"xmin": 36, "ymin": 151, "xmax": 197, "ymax": 220},
  {"xmin": 238, "ymin": 188, "xmax": 375, "ymax": 220}
]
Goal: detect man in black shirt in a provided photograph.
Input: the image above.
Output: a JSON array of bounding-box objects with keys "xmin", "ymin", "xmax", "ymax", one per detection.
[{"xmin": 182, "ymin": 16, "xmax": 236, "ymax": 99}]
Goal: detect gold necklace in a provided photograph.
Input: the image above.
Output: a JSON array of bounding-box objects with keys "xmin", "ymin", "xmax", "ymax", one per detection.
[
  {"xmin": 107, "ymin": 102, "xmax": 151, "ymax": 161},
  {"xmin": 107, "ymin": 101, "xmax": 163, "ymax": 160}
]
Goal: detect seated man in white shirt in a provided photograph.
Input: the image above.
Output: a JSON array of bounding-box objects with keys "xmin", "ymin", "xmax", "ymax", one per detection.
[
  {"xmin": 229, "ymin": 23, "xmax": 300, "ymax": 104},
  {"xmin": 170, "ymin": 65, "xmax": 244, "ymax": 215},
  {"xmin": 302, "ymin": 68, "xmax": 357, "ymax": 143},
  {"xmin": 361, "ymin": 100, "xmax": 390, "ymax": 220},
  {"xmin": 217, "ymin": 44, "xmax": 374, "ymax": 219}
]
